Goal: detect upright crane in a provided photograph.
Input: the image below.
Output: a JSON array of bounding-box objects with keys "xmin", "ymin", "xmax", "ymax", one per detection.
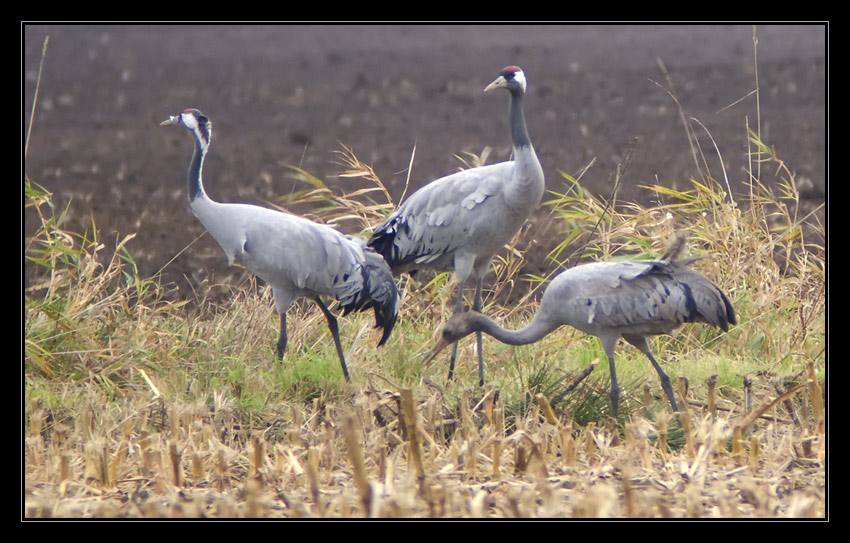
[
  {"xmin": 369, "ymin": 66, "xmax": 545, "ymax": 386},
  {"xmin": 161, "ymin": 109, "xmax": 400, "ymax": 381}
]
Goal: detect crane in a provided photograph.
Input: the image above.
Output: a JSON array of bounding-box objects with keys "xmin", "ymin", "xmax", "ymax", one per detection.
[
  {"xmin": 368, "ymin": 66, "xmax": 545, "ymax": 387},
  {"xmin": 423, "ymin": 235, "xmax": 736, "ymax": 418},
  {"xmin": 161, "ymin": 109, "xmax": 400, "ymax": 382}
]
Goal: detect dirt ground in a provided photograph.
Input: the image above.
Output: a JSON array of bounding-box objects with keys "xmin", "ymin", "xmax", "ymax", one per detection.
[{"xmin": 23, "ymin": 24, "xmax": 826, "ymax": 301}]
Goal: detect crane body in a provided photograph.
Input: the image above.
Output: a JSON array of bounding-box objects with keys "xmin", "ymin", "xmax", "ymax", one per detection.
[
  {"xmin": 425, "ymin": 236, "xmax": 736, "ymax": 418},
  {"xmin": 162, "ymin": 109, "xmax": 399, "ymax": 381},
  {"xmin": 369, "ymin": 66, "xmax": 545, "ymax": 386}
]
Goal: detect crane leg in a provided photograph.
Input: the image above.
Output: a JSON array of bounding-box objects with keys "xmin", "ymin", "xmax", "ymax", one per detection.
[
  {"xmin": 276, "ymin": 313, "xmax": 288, "ymax": 359},
  {"xmin": 446, "ymin": 291, "xmax": 465, "ymax": 383},
  {"xmin": 600, "ymin": 336, "xmax": 620, "ymax": 419},
  {"xmin": 314, "ymin": 297, "xmax": 351, "ymax": 383},
  {"xmin": 626, "ymin": 336, "xmax": 679, "ymax": 414},
  {"xmin": 472, "ymin": 276, "xmax": 485, "ymax": 387},
  {"xmin": 607, "ymin": 355, "xmax": 620, "ymax": 419},
  {"xmin": 644, "ymin": 351, "xmax": 678, "ymax": 414}
]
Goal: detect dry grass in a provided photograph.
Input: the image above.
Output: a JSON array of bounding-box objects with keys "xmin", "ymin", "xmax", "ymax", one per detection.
[{"xmin": 24, "ymin": 32, "xmax": 825, "ymax": 519}]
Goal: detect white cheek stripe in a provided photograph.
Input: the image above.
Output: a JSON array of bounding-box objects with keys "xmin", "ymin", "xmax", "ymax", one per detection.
[
  {"xmin": 181, "ymin": 112, "xmax": 198, "ymax": 130},
  {"xmin": 513, "ymin": 70, "xmax": 526, "ymax": 92}
]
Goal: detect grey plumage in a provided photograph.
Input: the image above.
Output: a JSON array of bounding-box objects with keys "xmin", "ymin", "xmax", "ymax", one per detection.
[
  {"xmin": 424, "ymin": 235, "xmax": 736, "ymax": 418},
  {"xmin": 161, "ymin": 109, "xmax": 399, "ymax": 381},
  {"xmin": 369, "ymin": 66, "xmax": 545, "ymax": 386}
]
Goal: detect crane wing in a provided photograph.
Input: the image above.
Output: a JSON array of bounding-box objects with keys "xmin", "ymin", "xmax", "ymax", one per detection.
[
  {"xmin": 233, "ymin": 207, "xmax": 367, "ymax": 307},
  {"xmin": 370, "ymin": 162, "xmax": 514, "ymax": 271},
  {"xmin": 548, "ymin": 261, "xmax": 698, "ymax": 334}
]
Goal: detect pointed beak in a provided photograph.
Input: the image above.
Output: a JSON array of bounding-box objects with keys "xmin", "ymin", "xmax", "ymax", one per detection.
[
  {"xmin": 484, "ymin": 75, "xmax": 507, "ymax": 93},
  {"xmin": 422, "ymin": 337, "xmax": 453, "ymax": 369},
  {"xmin": 160, "ymin": 116, "xmax": 179, "ymax": 126}
]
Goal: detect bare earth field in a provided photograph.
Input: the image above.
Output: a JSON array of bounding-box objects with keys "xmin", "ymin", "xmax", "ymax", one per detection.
[{"xmin": 23, "ymin": 24, "xmax": 825, "ymax": 301}]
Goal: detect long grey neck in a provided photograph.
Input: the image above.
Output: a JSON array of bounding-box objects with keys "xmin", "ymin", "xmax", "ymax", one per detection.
[
  {"xmin": 187, "ymin": 136, "xmax": 208, "ymax": 204},
  {"xmin": 470, "ymin": 311, "xmax": 558, "ymax": 346},
  {"xmin": 509, "ymin": 89, "xmax": 531, "ymax": 150},
  {"xmin": 504, "ymin": 86, "xmax": 543, "ymax": 205}
]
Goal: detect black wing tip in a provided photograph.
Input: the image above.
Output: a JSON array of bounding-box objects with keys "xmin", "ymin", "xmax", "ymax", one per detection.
[
  {"xmin": 367, "ymin": 230, "xmax": 398, "ymax": 269},
  {"xmin": 360, "ymin": 250, "xmax": 401, "ymax": 347},
  {"xmin": 702, "ymin": 287, "xmax": 736, "ymax": 332},
  {"xmin": 721, "ymin": 291, "xmax": 737, "ymax": 329},
  {"xmin": 375, "ymin": 304, "xmax": 398, "ymax": 347},
  {"xmin": 372, "ymin": 288, "xmax": 399, "ymax": 347},
  {"xmin": 374, "ymin": 266, "xmax": 400, "ymax": 346}
]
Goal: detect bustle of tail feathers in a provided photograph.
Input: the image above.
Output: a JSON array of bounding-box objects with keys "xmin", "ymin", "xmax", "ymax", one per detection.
[
  {"xmin": 364, "ymin": 250, "xmax": 400, "ymax": 346},
  {"xmin": 340, "ymin": 248, "xmax": 400, "ymax": 347},
  {"xmin": 367, "ymin": 218, "xmax": 401, "ymax": 269},
  {"xmin": 660, "ymin": 233, "xmax": 737, "ymax": 331}
]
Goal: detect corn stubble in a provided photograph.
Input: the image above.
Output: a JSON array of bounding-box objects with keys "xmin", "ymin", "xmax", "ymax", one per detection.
[{"xmin": 24, "ymin": 371, "xmax": 824, "ymax": 518}]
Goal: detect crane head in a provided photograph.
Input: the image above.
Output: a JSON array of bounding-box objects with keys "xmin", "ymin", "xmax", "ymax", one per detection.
[
  {"xmin": 484, "ymin": 66, "xmax": 526, "ymax": 94},
  {"xmin": 422, "ymin": 311, "xmax": 485, "ymax": 368},
  {"xmin": 161, "ymin": 109, "xmax": 212, "ymax": 149}
]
